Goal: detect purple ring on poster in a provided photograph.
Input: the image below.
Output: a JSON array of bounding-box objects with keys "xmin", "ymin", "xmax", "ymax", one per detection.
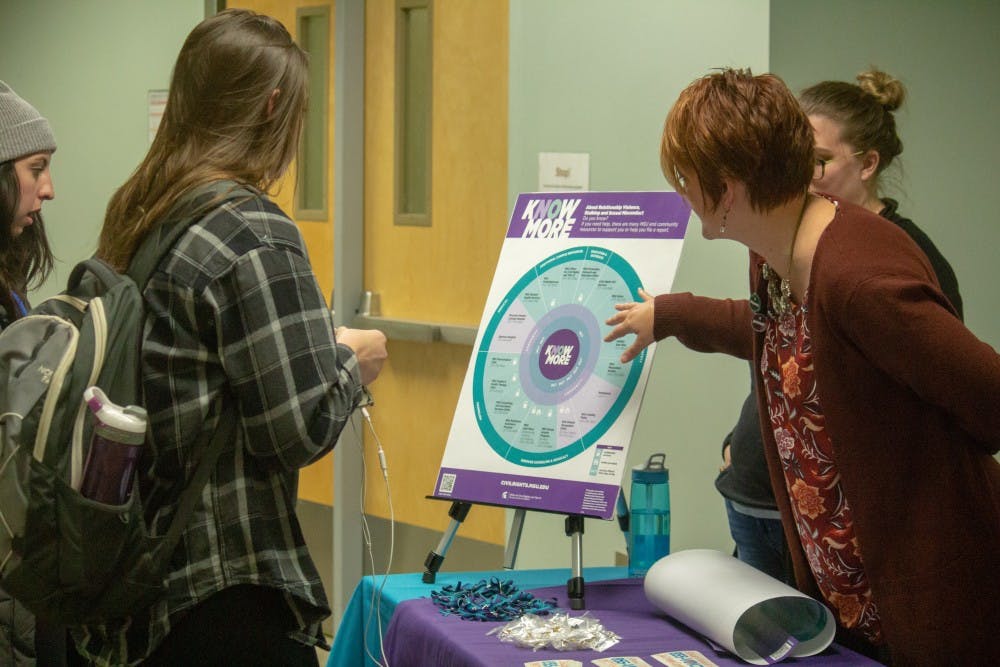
[{"xmin": 518, "ymin": 304, "xmax": 600, "ymax": 406}]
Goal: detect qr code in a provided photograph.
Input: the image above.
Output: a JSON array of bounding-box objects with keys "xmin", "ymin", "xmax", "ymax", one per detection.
[{"xmin": 439, "ymin": 473, "xmax": 457, "ymax": 494}]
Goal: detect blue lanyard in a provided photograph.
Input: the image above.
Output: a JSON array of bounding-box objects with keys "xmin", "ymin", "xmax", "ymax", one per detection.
[{"xmin": 10, "ymin": 290, "xmax": 28, "ymax": 317}]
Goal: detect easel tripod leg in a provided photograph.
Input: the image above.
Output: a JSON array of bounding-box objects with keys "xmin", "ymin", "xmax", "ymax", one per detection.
[
  {"xmin": 422, "ymin": 501, "xmax": 472, "ymax": 583},
  {"xmin": 565, "ymin": 514, "xmax": 585, "ymax": 610},
  {"xmin": 503, "ymin": 508, "xmax": 527, "ymax": 570}
]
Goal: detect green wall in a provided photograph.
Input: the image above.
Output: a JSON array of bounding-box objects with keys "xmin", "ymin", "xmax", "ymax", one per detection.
[
  {"xmin": 771, "ymin": 0, "xmax": 1000, "ymax": 350},
  {"xmin": 508, "ymin": 0, "xmax": 770, "ymax": 568},
  {"xmin": 4, "ymin": 0, "xmax": 996, "ymax": 577},
  {"xmin": 0, "ymin": 0, "xmax": 205, "ymax": 299}
]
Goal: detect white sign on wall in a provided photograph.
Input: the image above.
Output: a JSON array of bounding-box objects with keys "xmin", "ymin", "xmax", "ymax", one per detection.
[{"xmin": 538, "ymin": 152, "xmax": 590, "ymax": 192}]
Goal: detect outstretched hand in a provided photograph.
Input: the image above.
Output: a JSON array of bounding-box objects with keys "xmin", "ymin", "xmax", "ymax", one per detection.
[{"xmin": 604, "ymin": 288, "xmax": 656, "ymax": 364}]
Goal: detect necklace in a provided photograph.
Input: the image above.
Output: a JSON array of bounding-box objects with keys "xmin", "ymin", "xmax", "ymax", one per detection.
[{"xmin": 761, "ymin": 196, "xmax": 809, "ymax": 319}]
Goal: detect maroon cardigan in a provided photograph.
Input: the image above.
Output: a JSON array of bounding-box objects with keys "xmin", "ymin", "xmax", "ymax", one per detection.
[{"xmin": 653, "ymin": 199, "xmax": 1000, "ymax": 664}]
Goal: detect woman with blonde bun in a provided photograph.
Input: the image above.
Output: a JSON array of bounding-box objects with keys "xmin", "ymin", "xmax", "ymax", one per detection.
[{"xmin": 803, "ymin": 68, "xmax": 962, "ymax": 315}]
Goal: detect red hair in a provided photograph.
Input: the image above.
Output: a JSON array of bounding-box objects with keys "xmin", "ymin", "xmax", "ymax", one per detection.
[{"xmin": 661, "ymin": 68, "xmax": 813, "ymax": 213}]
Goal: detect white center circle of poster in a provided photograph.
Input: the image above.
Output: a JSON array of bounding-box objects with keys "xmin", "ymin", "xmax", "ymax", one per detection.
[{"xmin": 472, "ymin": 246, "xmax": 647, "ymax": 467}]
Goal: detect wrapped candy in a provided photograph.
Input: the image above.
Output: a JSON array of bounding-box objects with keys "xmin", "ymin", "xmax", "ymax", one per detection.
[{"xmin": 488, "ymin": 611, "xmax": 621, "ymax": 652}]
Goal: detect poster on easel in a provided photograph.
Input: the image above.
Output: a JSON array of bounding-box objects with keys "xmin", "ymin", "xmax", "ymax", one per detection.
[{"xmin": 431, "ymin": 191, "xmax": 691, "ymax": 520}]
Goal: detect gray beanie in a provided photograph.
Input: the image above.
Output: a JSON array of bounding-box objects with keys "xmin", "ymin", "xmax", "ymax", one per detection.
[{"xmin": 0, "ymin": 80, "xmax": 57, "ymax": 164}]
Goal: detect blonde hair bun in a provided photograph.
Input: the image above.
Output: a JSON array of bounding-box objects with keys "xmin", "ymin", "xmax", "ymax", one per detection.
[{"xmin": 856, "ymin": 68, "xmax": 906, "ymax": 112}]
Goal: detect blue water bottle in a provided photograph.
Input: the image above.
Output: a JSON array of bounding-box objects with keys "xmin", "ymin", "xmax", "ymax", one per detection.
[{"xmin": 628, "ymin": 453, "xmax": 670, "ymax": 577}]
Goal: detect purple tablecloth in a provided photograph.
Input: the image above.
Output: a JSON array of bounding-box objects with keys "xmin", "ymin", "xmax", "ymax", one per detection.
[{"xmin": 382, "ymin": 577, "xmax": 879, "ymax": 666}]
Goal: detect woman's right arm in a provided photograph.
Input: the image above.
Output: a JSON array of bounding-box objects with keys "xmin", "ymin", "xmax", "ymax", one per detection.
[{"xmin": 605, "ymin": 289, "xmax": 753, "ymax": 363}]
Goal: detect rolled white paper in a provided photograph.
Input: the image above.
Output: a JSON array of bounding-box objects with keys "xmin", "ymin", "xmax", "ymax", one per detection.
[{"xmin": 643, "ymin": 549, "xmax": 835, "ymax": 665}]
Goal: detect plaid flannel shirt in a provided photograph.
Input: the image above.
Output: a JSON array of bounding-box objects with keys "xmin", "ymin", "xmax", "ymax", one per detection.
[{"xmin": 76, "ymin": 189, "xmax": 364, "ymax": 666}]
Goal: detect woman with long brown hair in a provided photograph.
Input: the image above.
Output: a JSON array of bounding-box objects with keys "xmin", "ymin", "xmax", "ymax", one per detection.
[{"xmin": 77, "ymin": 10, "xmax": 386, "ymax": 666}]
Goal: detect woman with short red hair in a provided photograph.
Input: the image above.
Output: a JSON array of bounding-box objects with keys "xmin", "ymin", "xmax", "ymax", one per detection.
[{"xmin": 606, "ymin": 68, "xmax": 1000, "ymax": 665}]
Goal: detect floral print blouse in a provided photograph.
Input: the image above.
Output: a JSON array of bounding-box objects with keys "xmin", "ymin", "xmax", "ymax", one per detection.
[{"xmin": 760, "ymin": 297, "xmax": 883, "ymax": 644}]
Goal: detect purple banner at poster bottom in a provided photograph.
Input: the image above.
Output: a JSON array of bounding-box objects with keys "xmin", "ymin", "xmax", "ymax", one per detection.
[{"xmin": 433, "ymin": 467, "xmax": 620, "ymax": 520}]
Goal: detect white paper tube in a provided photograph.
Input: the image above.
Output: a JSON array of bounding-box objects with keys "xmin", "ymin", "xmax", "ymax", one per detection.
[{"xmin": 643, "ymin": 549, "xmax": 835, "ymax": 665}]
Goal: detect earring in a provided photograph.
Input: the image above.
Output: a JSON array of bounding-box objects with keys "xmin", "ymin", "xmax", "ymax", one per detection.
[{"xmin": 720, "ymin": 208, "xmax": 729, "ymax": 235}]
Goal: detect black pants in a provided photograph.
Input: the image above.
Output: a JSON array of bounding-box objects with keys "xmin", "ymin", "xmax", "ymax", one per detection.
[
  {"xmin": 141, "ymin": 585, "xmax": 319, "ymax": 667},
  {"xmin": 35, "ymin": 617, "xmax": 69, "ymax": 667}
]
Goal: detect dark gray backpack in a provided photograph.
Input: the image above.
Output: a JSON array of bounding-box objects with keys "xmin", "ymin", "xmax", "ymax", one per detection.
[{"xmin": 0, "ymin": 181, "xmax": 248, "ymax": 624}]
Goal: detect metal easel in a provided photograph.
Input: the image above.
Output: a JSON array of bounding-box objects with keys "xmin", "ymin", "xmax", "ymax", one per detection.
[{"xmin": 422, "ymin": 492, "xmax": 630, "ymax": 611}]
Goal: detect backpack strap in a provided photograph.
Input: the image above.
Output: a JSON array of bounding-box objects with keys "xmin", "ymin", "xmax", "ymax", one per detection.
[
  {"xmin": 125, "ymin": 180, "xmax": 256, "ymax": 569},
  {"xmin": 126, "ymin": 179, "xmax": 257, "ymax": 290},
  {"xmin": 157, "ymin": 406, "xmax": 237, "ymax": 554}
]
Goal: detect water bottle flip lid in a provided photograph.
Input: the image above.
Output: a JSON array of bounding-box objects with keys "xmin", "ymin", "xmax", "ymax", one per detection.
[
  {"xmin": 83, "ymin": 386, "xmax": 148, "ymax": 434},
  {"xmin": 632, "ymin": 452, "xmax": 669, "ymax": 482}
]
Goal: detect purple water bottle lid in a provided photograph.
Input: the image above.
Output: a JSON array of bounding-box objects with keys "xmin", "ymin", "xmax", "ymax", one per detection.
[{"xmin": 83, "ymin": 386, "xmax": 147, "ymax": 439}]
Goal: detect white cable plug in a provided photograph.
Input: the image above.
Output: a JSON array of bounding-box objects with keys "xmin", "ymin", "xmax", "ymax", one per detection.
[{"xmin": 361, "ymin": 406, "xmax": 389, "ymax": 480}]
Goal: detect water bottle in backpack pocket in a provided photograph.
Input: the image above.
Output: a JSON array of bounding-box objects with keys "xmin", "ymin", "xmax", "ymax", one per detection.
[{"xmin": 79, "ymin": 386, "xmax": 147, "ymax": 505}]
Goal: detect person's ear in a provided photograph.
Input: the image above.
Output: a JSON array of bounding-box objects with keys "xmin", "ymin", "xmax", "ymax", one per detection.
[
  {"xmin": 720, "ymin": 177, "xmax": 740, "ymax": 212},
  {"xmin": 860, "ymin": 149, "xmax": 880, "ymax": 182},
  {"xmin": 266, "ymin": 88, "xmax": 281, "ymax": 118}
]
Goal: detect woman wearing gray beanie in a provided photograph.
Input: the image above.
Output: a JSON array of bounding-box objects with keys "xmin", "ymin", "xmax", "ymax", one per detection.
[
  {"xmin": 0, "ymin": 79, "xmax": 60, "ymax": 667},
  {"xmin": 0, "ymin": 80, "xmax": 56, "ymax": 329}
]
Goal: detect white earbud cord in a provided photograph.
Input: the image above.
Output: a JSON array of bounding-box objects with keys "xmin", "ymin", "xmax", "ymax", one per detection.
[{"xmin": 357, "ymin": 407, "xmax": 394, "ymax": 667}]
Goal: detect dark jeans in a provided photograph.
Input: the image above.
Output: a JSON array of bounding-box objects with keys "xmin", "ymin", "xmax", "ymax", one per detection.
[
  {"xmin": 141, "ymin": 585, "xmax": 319, "ymax": 667},
  {"xmin": 724, "ymin": 498, "xmax": 793, "ymax": 585}
]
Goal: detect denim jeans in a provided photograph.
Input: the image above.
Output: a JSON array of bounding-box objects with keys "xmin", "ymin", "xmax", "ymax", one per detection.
[{"xmin": 724, "ymin": 498, "xmax": 793, "ymax": 585}]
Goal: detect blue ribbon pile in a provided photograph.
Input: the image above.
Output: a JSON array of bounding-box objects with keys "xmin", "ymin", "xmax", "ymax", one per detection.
[{"xmin": 430, "ymin": 577, "xmax": 557, "ymax": 622}]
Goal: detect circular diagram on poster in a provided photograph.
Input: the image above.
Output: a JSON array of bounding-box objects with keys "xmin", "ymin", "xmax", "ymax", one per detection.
[{"xmin": 472, "ymin": 246, "xmax": 647, "ymax": 467}]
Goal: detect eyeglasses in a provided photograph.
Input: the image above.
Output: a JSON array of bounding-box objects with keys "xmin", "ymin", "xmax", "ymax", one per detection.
[{"xmin": 813, "ymin": 150, "xmax": 864, "ymax": 179}]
